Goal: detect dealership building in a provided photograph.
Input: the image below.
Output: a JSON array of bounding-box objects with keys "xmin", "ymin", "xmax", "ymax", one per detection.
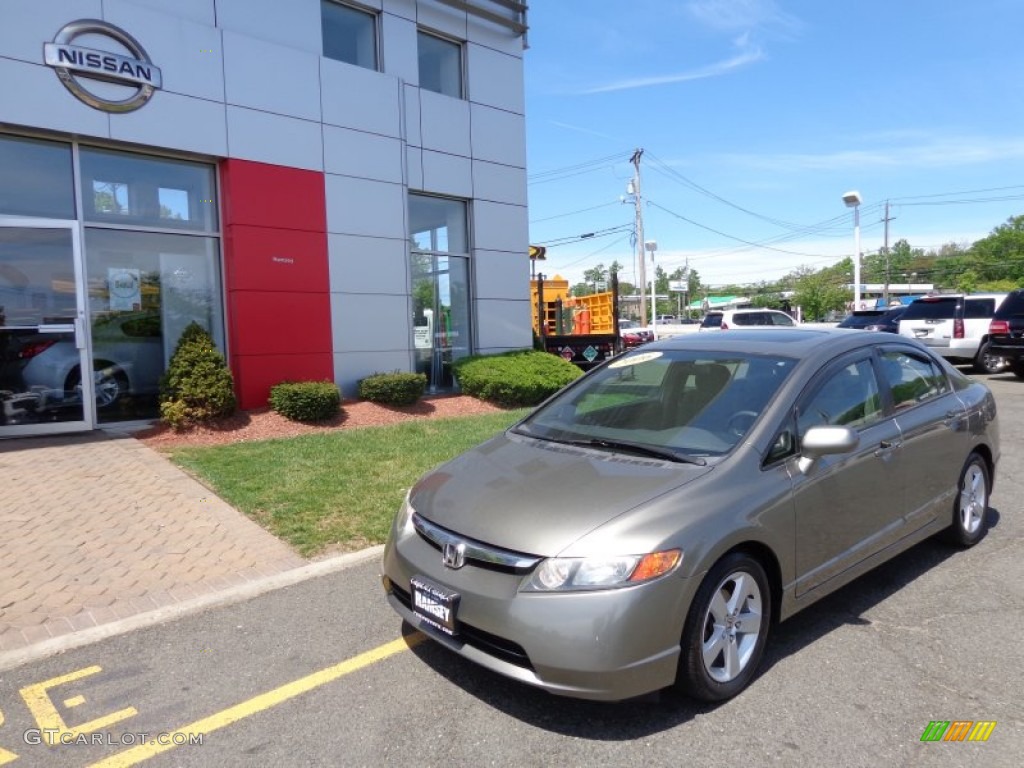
[{"xmin": 0, "ymin": 0, "xmax": 531, "ymax": 437}]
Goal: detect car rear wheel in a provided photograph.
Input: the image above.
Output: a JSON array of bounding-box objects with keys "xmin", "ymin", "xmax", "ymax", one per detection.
[
  {"xmin": 67, "ymin": 363, "xmax": 129, "ymax": 409},
  {"xmin": 943, "ymin": 454, "xmax": 989, "ymax": 548},
  {"xmin": 676, "ymin": 552, "xmax": 771, "ymax": 702},
  {"xmin": 973, "ymin": 341, "xmax": 1005, "ymax": 374}
]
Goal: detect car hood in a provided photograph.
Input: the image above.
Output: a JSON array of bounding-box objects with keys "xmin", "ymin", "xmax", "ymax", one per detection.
[{"xmin": 409, "ymin": 432, "xmax": 714, "ymax": 557}]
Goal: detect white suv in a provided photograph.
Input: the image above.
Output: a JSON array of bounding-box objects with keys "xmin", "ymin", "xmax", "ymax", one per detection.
[
  {"xmin": 699, "ymin": 308, "xmax": 797, "ymax": 331},
  {"xmin": 897, "ymin": 293, "xmax": 1008, "ymax": 373}
]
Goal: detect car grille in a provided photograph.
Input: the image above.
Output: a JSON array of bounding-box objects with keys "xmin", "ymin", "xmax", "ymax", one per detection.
[
  {"xmin": 389, "ymin": 583, "xmax": 534, "ymax": 670},
  {"xmin": 412, "ymin": 514, "xmax": 541, "ymax": 575}
]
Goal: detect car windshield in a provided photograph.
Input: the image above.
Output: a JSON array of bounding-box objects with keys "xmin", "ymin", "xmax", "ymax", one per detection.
[{"xmin": 513, "ymin": 349, "xmax": 797, "ymax": 459}]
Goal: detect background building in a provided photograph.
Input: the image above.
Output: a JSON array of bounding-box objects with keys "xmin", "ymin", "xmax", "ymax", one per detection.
[{"xmin": 0, "ymin": 0, "xmax": 531, "ymax": 437}]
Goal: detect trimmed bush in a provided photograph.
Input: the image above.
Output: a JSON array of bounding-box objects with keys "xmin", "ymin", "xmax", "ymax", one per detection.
[
  {"xmin": 358, "ymin": 371, "xmax": 427, "ymax": 406},
  {"xmin": 269, "ymin": 380, "xmax": 341, "ymax": 422},
  {"xmin": 159, "ymin": 322, "xmax": 236, "ymax": 430},
  {"xmin": 453, "ymin": 350, "xmax": 582, "ymax": 407}
]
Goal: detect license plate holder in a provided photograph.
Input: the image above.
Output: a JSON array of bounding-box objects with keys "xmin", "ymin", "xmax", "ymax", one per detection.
[{"xmin": 410, "ymin": 576, "xmax": 460, "ymax": 636}]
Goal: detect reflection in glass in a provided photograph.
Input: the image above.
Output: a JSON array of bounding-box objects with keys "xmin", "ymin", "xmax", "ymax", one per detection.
[
  {"xmin": 84, "ymin": 229, "xmax": 224, "ymax": 422},
  {"xmin": 322, "ymin": 0, "xmax": 377, "ymax": 69},
  {"xmin": 409, "ymin": 195, "xmax": 470, "ymax": 391},
  {"xmin": 0, "ymin": 135, "xmax": 74, "ymax": 219},
  {"xmin": 418, "ymin": 32, "xmax": 462, "ymax": 98},
  {"xmin": 0, "ymin": 227, "xmax": 85, "ymax": 425},
  {"xmin": 80, "ymin": 148, "xmax": 218, "ymax": 231}
]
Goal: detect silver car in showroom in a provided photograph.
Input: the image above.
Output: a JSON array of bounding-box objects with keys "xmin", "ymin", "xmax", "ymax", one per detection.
[{"xmin": 382, "ymin": 329, "xmax": 999, "ymax": 702}]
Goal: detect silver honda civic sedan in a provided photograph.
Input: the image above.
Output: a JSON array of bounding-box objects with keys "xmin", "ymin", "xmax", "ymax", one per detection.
[{"xmin": 382, "ymin": 329, "xmax": 999, "ymax": 702}]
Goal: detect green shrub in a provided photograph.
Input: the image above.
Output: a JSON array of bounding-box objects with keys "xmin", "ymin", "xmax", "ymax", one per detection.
[
  {"xmin": 453, "ymin": 350, "xmax": 582, "ymax": 407},
  {"xmin": 159, "ymin": 322, "xmax": 236, "ymax": 430},
  {"xmin": 358, "ymin": 371, "xmax": 427, "ymax": 406},
  {"xmin": 270, "ymin": 380, "xmax": 341, "ymax": 422}
]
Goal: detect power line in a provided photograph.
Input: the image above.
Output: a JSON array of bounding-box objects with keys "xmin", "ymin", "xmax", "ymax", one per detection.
[{"xmin": 529, "ymin": 200, "xmax": 620, "ymax": 224}]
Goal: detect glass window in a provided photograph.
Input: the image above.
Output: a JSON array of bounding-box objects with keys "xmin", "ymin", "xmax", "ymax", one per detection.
[
  {"xmin": 322, "ymin": 1, "xmax": 377, "ymax": 69},
  {"xmin": 964, "ymin": 298, "xmax": 997, "ymax": 319},
  {"xmin": 418, "ymin": 31, "xmax": 463, "ymax": 98},
  {"xmin": 84, "ymin": 228, "xmax": 225, "ymax": 423},
  {"xmin": 80, "ymin": 148, "xmax": 217, "ymax": 232},
  {"xmin": 799, "ymin": 359, "xmax": 882, "ymax": 437},
  {"xmin": 410, "ymin": 195, "xmax": 470, "ymax": 392},
  {"xmin": 0, "ymin": 135, "xmax": 74, "ymax": 219},
  {"xmin": 877, "ymin": 350, "xmax": 950, "ymax": 410}
]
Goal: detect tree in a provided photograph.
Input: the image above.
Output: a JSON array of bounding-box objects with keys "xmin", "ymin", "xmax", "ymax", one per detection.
[
  {"xmin": 582, "ymin": 264, "xmax": 608, "ymax": 291},
  {"xmin": 792, "ymin": 266, "xmax": 850, "ymax": 321},
  {"xmin": 970, "ymin": 215, "xmax": 1024, "ymax": 283}
]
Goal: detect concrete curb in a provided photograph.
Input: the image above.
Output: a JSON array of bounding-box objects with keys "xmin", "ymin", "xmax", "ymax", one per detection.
[{"xmin": 0, "ymin": 545, "xmax": 384, "ymax": 673}]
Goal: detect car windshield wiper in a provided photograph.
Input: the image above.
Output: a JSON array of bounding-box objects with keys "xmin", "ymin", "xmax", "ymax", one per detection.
[{"xmin": 566, "ymin": 438, "xmax": 707, "ymax": 466}]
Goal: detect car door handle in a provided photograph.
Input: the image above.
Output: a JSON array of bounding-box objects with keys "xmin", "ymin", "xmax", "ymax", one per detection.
[
  {"xmin": 943, "ymin": 410, "xmax": 962, "ymax": 426},
  {"xmin": 874, "ymin": 439, "xmax": 902, "ymax": 457}
]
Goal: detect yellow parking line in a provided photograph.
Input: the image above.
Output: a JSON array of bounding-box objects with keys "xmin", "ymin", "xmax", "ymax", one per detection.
[{"xmin": 88, "ymin": 633, "xmax": 423, "ymax": 768}]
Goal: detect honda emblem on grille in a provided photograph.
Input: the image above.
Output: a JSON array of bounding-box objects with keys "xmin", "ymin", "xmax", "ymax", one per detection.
[{"xmin": 442, "ymin": 541, "xmax": 466, "ymax": 569}]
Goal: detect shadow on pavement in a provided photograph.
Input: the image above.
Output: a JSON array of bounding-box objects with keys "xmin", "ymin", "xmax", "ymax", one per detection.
[{"xmin": 405, "ymin": 507, "xmax": 1001, "ymax": 739}]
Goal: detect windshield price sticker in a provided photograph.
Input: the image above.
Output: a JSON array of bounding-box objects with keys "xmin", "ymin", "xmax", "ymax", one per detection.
[{"xmin": 411, "ymin": 576, "xmax": 460, "ymax": 636}]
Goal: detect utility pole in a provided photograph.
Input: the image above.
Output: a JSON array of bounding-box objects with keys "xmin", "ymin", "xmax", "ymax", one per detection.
[
  {"xmin": 630, "ymin": 148, "xmax": 647, "ymax": 326},
  {"xmin": 881, "ymin": 200, "xmax": 894, "ymax": 304}
]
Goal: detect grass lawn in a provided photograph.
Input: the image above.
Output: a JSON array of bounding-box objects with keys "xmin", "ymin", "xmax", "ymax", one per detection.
[{"xmin": 168, "ymin": 409, "xmax": 529, "ymax": 557}]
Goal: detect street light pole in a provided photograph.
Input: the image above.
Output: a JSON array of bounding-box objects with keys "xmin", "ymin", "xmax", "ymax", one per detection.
[
  {"xmin": 842, "ymin": 190, "xmax": 863, "ymax": 309},
  {"xmin": 630, "ymin": 149, "xmax": 647, "ymax": 326}
]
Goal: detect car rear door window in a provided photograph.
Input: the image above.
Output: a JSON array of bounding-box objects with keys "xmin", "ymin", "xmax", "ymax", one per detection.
[
  {"xmin": 877, "ymin": 350, "xmax": 949, "ymax": 410},
  {"xmin": 700, "ymin": 313, "xmax": 722, "ymax": 329}
]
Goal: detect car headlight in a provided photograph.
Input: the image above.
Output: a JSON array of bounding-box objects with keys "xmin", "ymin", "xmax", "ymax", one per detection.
[{"xmin": 522, "ymin": 549, "xmax": 682, "ymax": 592}]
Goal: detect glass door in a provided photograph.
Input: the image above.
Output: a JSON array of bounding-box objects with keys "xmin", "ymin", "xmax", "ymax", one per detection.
[{"xmin": 0, "ymin": 220, "xmax": 91, "ymax": 436}]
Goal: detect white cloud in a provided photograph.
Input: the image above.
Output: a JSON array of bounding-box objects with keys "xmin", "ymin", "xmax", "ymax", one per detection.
[
  {"xmin": 721, "ymin": 136, "xmax": 1024, "ymax": 172},
  {"xmin": 687, "ymin": 0, "xmax": 801, "ymax": 36},
  {"xmin": 579, "ymin": 45, "xmax": 763, "ymax": 95}
]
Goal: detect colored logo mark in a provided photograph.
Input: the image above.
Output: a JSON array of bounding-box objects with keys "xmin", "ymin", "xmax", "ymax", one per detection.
[{"xmin": 920, "ymin": 720, "xmax": 996, "ymax": 742}]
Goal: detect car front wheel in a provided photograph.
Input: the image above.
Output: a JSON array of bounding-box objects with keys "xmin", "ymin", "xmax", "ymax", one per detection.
[
  {"xmin": 943, "ymin": 454, "xmax": 990, "ymax": 548},
  {"xmin": 67, "ymin": 363, "xmax": 129, "ymax": 409},
  {"xmin": 677, "ymin": 552, "xmax": 771, "ymax": 702}
]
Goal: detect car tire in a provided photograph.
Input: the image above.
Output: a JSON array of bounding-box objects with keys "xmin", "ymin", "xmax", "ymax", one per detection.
[
  {"xmin": 942, "ymin": 453, "xmax": 990, "ymax": 548},
  {"xmin": 973, "ymin": 341, "xmax": 1005, "ymax": 374},
  {"xmin": 67, "ymin": 363, "xmax": 129, "ymax": 409},
  {"xmin": 676, "ymin": 552, "xmax": 771, "ymax": 702}
]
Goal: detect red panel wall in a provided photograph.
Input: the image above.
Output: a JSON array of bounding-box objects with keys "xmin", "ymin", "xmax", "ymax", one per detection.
[{"xmin": 220, "ymin": 159, "xmax": 333, "ymax": 409}]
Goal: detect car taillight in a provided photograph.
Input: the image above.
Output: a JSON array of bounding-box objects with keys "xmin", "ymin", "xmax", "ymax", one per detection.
[
  {"xmin": 990, "ymin": 319, "xmax": 1010, "ymax": 335},
  {"xmin": 721, "ymin": 322, "xmax": 729, "ymax": 330},
  {"xmin": 17, "ymin": 339, "xmax": 57, "ymax": 359},
  {"xmin": 953, "ymin": 318, "xmax": 965, "ymax": 339}
]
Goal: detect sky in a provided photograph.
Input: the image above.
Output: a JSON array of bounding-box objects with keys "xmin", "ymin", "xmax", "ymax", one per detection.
[{"xmin": 523, "ymin": 0, "xmax": 1024, "ymax": 292}]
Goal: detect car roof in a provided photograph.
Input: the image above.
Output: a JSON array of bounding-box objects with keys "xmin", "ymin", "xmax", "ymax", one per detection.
[{"xmin": 652, "ymin": 327, "xmax": 891, "ymax": 357}]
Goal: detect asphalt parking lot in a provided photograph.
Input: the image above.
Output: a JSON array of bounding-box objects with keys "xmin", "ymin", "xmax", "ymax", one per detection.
[{"xmin": 0, "ymin": 370, "xmax": 1021, "ymax": 767}]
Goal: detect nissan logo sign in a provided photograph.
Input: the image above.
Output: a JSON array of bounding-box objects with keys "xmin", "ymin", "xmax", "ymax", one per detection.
[{"xmin": 44, "ymin": 19, "xmax": 162, "ymax": 113}]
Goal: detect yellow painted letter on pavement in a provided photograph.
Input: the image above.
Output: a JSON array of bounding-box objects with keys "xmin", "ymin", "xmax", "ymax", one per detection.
[
  {"xmin": 20, "ymin": 666, "xmax": 137, "ymax": 746},
  {"xmin": 0, "ymin": 707, "xmax": 19, "ymax": 765}
]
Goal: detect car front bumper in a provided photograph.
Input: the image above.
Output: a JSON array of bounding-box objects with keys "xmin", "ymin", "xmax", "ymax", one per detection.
[{"xmin": 381, "ymin": 525, "xmax": 695, "ymax": 701}]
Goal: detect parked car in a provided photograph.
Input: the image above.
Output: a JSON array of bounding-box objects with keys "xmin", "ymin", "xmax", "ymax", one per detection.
[
  {"xmin": 699, "ymin": 308, "xmax": 796, "ymax": 330},
  {"xmin": 19, "ymin": 312, "xmax": 164, "ymax": 409},
  {"xmin": 897, "ymin": 293, "xmax": 1007, "ymax": 373},
  {"xmin": 655, "ymin": 315, "xmax": 677, "ymax": 324},
  {"xmin": 382, "ymin": 329, "xmax": 998, "ymax": 702},
  {"xmin": 837, "ymin": 306, "xmax": 906, "ymax": 333},
  {"xmin": 618, "ymin": 319, "xmax": 653, "ymax": 348},
  {"xmin": 988, "ymin": 288, "xmax": 1024, "ymax": 378}
]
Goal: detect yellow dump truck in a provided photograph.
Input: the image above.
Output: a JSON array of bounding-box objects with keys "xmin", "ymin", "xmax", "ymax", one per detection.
[{"xmin": 531, "ymin": 274, "xmax": 620, "ymax": 369}]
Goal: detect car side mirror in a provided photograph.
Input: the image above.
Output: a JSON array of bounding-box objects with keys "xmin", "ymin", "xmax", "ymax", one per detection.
[{"xmin": 797, "ymin": 425, "xmax": 859, "ymax": 474}]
